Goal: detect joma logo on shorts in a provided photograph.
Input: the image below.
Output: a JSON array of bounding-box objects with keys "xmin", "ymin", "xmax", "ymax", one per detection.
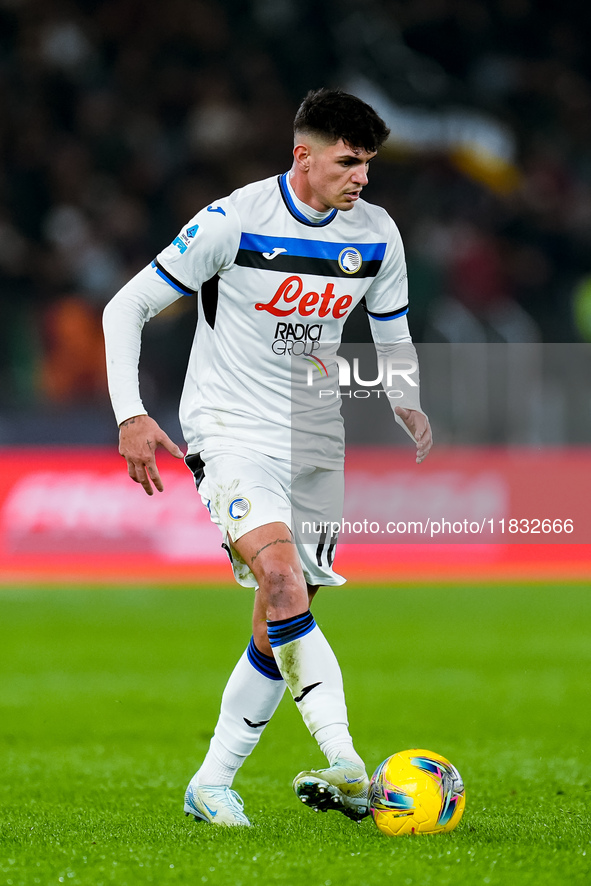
[{"xmin": 255, "ymin": 275, "xmax": 353, "ymax": 319}]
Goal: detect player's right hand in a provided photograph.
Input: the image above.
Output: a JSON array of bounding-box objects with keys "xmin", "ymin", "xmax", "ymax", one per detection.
[{"xmin": 118, "ymin": 414, "xmax": 184, "ymax": 495}]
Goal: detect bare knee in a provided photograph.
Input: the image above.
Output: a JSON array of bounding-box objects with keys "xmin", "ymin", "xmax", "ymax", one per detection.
[
  {"xmin": 262, "ymin": 563, "xmax": 302, "ymax": 605},
  {"xmin": 257, "ymin": 559, "xmax": 308, "ymax": 621}
]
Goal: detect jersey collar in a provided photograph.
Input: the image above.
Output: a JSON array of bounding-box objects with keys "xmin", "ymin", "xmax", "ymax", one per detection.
[{"xmin": 278, "ymin": 173, "xmax": 338, "ymax": 227}]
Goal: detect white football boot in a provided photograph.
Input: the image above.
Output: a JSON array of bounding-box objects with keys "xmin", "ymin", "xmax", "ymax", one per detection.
[
  {"xmin": 293, "ymin": 759, "xmax": 370, "ymax": 821},
  {"xmin": 184, "ymin": 781, "xmax": 250, "ymax": 826}
]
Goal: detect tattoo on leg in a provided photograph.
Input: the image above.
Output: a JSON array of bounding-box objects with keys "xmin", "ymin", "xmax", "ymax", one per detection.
[{"xmin": 250, "ymin": 537, "xmax": 294, "ymax": 565}]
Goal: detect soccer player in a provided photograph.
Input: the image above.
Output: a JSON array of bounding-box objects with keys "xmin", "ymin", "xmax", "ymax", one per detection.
[{"xmin": 103, "ymin": 88, "xmax": 432, "ymax": 827}]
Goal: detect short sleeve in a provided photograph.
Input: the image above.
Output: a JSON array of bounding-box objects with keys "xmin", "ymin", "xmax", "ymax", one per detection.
[{"xmin": 155, "ymin": 199, "xmax": 241, "ymax": 294}]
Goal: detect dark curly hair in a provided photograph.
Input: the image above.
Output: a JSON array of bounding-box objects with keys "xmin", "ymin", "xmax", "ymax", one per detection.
[{"xmin": 293, "ymin": 88, "xmax": 390, "ymax": 153}]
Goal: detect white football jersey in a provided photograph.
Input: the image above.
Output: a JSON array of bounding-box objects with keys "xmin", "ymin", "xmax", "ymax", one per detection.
[{"xmin": 104, "ymin": 173, "xmax": 411, "ymax": 467}]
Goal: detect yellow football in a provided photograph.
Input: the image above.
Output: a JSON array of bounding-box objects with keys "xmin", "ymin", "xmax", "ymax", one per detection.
[{"xmin": 369, "ymin": 748, "xmax": 466, "ymax": 836}]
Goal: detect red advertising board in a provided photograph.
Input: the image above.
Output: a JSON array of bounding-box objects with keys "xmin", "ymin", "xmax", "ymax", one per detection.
[{"xmin": 0, "ymin": 447, "xmax": 589, "ymax": 584}]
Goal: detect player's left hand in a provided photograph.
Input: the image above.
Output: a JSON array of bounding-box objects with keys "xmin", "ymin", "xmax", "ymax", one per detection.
[{"xmin": 395, "ymin": 407, "xmax": 433, "ymax": 464}]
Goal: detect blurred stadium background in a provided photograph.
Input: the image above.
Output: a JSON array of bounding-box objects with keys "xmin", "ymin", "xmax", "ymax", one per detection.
[{"xmin": 0, "ymin": 0, "xmax": 590, "ymax": 582}]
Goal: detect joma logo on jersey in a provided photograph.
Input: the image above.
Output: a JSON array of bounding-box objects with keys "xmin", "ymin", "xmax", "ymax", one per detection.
[
  {"xmin": 272, "ymin": 321, "xmax": 322, "ymax": 355},
  {"xmin": 255, "ymin": 275, "xmax": 353, "ymax": 319}
]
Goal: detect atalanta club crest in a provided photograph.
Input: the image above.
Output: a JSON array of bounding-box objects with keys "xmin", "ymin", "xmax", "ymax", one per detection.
[
  {"xmin": 338, "ymin": 248, "xmax": 362, "ymax": 274},
  {"xmin": 228, "ymin": 498, "xmax": 251, "ymax": 520}
]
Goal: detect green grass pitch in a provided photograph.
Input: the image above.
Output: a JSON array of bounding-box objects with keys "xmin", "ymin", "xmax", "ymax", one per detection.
[{"xmin": 0, "ymin": 582, "xmax": 589, "ymax": 886}]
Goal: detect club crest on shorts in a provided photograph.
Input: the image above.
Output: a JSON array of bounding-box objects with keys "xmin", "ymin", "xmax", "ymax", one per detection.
[
  {"xmin": 338, "ymin": 247, "xmax": 362, "ymax": 274},
  {"xmin": 228, "ymin": 497, "xmax": 251, "ymax": 520}
]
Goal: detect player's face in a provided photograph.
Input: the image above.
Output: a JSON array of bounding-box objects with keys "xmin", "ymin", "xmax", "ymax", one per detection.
[{"xmin": 300, "ymin": 139, "xmax": 377, "ymax": 212}]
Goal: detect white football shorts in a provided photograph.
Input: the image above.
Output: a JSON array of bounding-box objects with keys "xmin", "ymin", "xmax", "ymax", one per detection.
[{"xmin": 186, "ymin": 446, "xmax": 346, "ymax": 589}]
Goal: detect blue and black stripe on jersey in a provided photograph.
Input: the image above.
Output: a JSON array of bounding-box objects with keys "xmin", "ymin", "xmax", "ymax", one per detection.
[
  {"xmin": 234, "ymin": 233, "xmax": 386, "ymax": 279},
  {"xmin": 153, "ymin": 259, "xmax": 219, "ymax": 329},
  {"xmin": 152, "ymin": 259, "xmax": 197, "ymax": 296},
  {"xmin": 362, "ymin": 297, "xmax": 408, "ymax": 320},
  {"xmin": 278, "ymin": 173, "xmax": 338, "ymax": 227}
]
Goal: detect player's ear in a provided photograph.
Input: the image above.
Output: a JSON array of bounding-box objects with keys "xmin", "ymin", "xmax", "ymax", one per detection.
[{"xmin": 293, "ymin": 143, "xmax": 311, "ymax": 172}]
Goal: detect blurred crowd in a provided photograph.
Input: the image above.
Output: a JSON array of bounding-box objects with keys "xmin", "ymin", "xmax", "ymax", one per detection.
[{"xmin": 0, "ymin": 0, "xmax": 590, "ymax": 416}]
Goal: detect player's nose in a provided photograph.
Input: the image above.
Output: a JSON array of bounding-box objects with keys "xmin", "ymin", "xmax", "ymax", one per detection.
[{"xmin": 352, "ymin": 167, "xmax": 369, "ymax": 186}]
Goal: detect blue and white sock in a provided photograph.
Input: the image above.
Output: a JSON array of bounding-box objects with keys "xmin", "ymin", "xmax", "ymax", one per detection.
[
  {"xmin": 267, "ymin": 610, "xmax": 364, "ymax": 768},
  {"xmin": 192, "ymin": 638, "xmax": 286, "ymax": 786}
]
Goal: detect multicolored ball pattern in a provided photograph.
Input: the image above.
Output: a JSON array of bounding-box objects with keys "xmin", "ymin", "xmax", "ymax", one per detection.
[{"xmin": 369, "ymin": 748, "xmax": 465, "ymax": 836}]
